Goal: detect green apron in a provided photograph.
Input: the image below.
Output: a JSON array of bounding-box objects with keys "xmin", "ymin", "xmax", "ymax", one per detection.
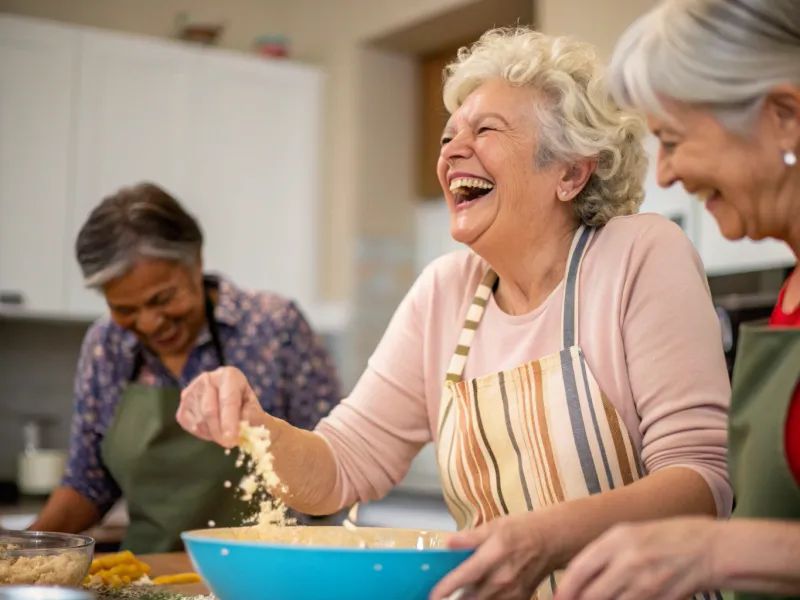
[
  {"xmin": 100, "ymin": 283, "xmax": 249, "ymax": 554},
  {"xmin": 727, "ymin": 322, "xmax": 800, "ymax": 600}
]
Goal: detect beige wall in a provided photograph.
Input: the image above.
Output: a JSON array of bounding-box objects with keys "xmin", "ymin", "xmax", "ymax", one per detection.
[{"xmin": 536, "ymin": 0, "xmax": 653, "ymax": 58}]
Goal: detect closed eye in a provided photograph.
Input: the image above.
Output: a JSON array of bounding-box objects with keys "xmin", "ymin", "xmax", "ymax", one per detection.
[
  {"xmin": 440, "ymin": 136, "xmax": 452, "ymax": 146},
  {"xmin": 660, "ymin": 140, "xmax": 678, "ymax": 153}
]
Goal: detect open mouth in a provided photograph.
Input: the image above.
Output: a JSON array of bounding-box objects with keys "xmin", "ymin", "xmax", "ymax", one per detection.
[
  {"xmin": 695, "ymin": 188, "xmax": 721, "ymax": 209},
  {"xmin": 449, "ymin": 177, "xmax": 495, "ymax": 208},
  {"xmin": 151, "ymin": 325, "xmax": 180, "ymax": 347}
]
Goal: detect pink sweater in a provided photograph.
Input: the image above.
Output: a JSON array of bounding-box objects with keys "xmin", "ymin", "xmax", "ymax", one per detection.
[{"xmin": 317, "ymin": 214, "xmax": 733, "ymax": 517}]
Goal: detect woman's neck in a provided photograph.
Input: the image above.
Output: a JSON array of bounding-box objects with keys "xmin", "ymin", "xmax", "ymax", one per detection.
[{"xmin": 490, "ymin": 223, "xmax": 577, "ymax": 316}]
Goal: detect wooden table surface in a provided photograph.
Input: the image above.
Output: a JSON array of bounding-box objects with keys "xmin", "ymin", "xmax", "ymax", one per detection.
[{"xmin": 142, "ymin": 553, "xmax": 209, "ymax": 596}]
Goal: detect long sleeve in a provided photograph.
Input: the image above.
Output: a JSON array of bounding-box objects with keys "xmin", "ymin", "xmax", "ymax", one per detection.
[
  {"xmin": 61, "ymin": 324, "xmax": 122, "ymax": 517},
  {"xmin": 621, "ymin": 219, "xmax": 733, "ymax": 517}
]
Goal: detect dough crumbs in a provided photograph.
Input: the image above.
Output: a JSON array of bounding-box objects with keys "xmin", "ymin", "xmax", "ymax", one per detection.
[
  {"xmin": 0, "ymin": 543, "xmax": 90, "ymax": 586},
  {"xmin": 236, "ymin": 421, "xmax": 295, "ymax": 528}
]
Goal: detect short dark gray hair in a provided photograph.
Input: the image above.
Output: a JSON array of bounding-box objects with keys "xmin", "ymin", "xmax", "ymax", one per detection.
[
  {"xmin": 609, "ymin": 0, "xmax": 800, "ymax": 133},
  {"xmin": 75, "ymin": 182, "xmax": 204, "ymax": 288}
]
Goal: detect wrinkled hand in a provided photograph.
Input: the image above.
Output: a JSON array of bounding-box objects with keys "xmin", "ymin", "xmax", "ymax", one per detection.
[
  {"xmin": 430, "ymin": 512, "xmax": 552, "ymax": 600},
  {"xmin": 555, "ymin": 517, "xmax": 721, "ymax": 600},
  {"xmin": 177, "ymin": 366, "xmax": 268, "ymax": 448}
]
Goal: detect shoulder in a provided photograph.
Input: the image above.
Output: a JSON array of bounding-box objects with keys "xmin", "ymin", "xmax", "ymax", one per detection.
[
  {"xmin": 74, "ymin": 317, "xmax": 135, "ymax": 395},
  {"xmin": 413, "ymin": 249, "xmax": 488, "ymax": 301},
  {"xmin": 219, "ymin": 277, "xmax": 313, "ymax": 339},
  {"xmin": 592, "ymin": 212, "xmax": 702, "ymax": 270},
  {"xmin": 79, "ymin": 316, "xmax": 134, "ymax": 364}
]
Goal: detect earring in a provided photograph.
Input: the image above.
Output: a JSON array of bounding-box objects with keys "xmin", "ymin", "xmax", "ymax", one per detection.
[
  {"xmin": 560, "ymin": 190, "xmax": 568, "ymax": 197},
  {"xmin": 784, "ymin": 150, "xmax": 797, "ymax": 166}
]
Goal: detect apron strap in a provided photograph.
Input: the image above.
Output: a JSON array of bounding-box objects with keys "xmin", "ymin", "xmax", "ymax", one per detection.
[
  {"xmin": 443, "ymin": 268, "xmax": 497, "ymax": 384},
  {"xmin": 443, "ymin": 226, "xmax": 596, "ymax": 384},
  {"xmin": 561, "ymin": 226, "xmax": 595, "ymax": 350},
  {"xmin": 128, "ymin": 278, "xmax": 227, "ymax": 382}
]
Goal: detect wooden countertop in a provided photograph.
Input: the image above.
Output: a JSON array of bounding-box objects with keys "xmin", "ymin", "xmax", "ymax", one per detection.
[{"xmin": 139, "ymin": 553, "xmax": 209, "ymax": 596}]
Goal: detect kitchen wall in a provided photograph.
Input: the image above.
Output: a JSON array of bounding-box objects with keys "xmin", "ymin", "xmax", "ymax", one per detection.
[{"xmin": 0, "ymin": 318, "xmax": 88, "ymax": 479}]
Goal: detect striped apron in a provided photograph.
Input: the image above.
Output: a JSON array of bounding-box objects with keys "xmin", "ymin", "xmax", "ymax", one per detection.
[{"xmin": 435, "ymin": 225, "xmax": 717, "ymax": 600}]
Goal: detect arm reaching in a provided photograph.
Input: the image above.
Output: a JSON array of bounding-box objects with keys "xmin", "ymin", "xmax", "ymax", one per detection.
[
  {"xmin": 177, "ymin": 366, "xmax": 341, "ymax": 515},
  {"xmin": 178, "ymin": 261, "xmax": 442, "ymax": 515}
]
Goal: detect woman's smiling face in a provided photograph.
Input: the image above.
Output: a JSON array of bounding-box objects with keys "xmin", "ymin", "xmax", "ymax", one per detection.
[
  {"xmin": 646, "ymin": 91, "xmax": 800, "ymax": 244},
  {"xmin": 436, "ymin": 78, "xmax": 570, "ymax": 254}
]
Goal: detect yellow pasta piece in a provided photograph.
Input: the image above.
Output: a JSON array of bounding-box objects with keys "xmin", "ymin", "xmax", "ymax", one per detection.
[
  {"xmin": 152, "ymin": 573, "xmax": 202, "ymax": 585},
  {"xmin": 108, "ymin": 563, "xmax": 145, "ymax": 578},
  {"xmin": 89, "ymin": 550, "xmax": 137, "ymax": 574},
  {"xmin": 85, "ymin": 550, "xmax": 152, "ymax": 588}
]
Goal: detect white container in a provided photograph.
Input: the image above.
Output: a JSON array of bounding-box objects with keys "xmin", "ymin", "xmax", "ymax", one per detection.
[
  {"xmin": 17, "ymin": 450, "xmax": 66, "ymax": 495},
  {"xmin": 16, "ymin": 420, "xmax": 66, "ymax": 495}
]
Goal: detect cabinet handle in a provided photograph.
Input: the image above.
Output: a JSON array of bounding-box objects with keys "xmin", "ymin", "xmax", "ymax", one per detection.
[{"xmin": 0, "ymin": 291, "xmax": 24, "ymax": 306}]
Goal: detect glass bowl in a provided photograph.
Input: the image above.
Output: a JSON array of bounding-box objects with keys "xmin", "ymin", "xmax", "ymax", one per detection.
[{"xmin": 0, "ymin": 530, "xmax": 95, "ymax": 587}]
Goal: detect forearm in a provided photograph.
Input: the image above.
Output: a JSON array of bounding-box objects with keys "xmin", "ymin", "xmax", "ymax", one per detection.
[
  {"xmin": 29, "ymin": 487, "xmax": 101, "ymax": 534},
  {"xmin": 266, "ymin": 417, "xmax": 342, "ymax": 515},
  {"xmin": 713, "ymin": 520, "xmax": 800, "ymax": 595},
  {"xmin": 545, "ymin": 466, "xmax": 716, "ymax": 569}
]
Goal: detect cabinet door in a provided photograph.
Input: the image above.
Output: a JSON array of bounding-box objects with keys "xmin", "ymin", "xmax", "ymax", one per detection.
[
  {"xmin": 66, "ymin": 29, "xmax": 200, "ymax": 317},
  {"xmin": 192, "ymin": 53, "xmax": 323, "ymax": 310},
  {"xmin": 695, "ymin": 207, "xmax": 795, "ymax": 275},
  {"xmin": 0, "ymin": 16, "xmax": 78, "ymax": 313}
]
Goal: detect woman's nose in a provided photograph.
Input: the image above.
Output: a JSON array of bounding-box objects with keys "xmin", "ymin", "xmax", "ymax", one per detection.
[
  {"xmin": 440, "ymin": 131, "xmax": 473, "ymax": 164},
  {"xmin": 136, "ymin": 309, "xmax": 164, "ymax": 336},
  {"xmin": 655, "ymin": 152, "xmax": 678, "ymax": 188}
]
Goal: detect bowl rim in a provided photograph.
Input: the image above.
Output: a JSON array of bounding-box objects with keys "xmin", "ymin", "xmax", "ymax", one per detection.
[
  {"xmin": 180, "ymin": 527, "xmax": 472, "ymax": 555},
  {"xmin": 0, "ymin": 529, "xmax": 95, "ymax": 553}
]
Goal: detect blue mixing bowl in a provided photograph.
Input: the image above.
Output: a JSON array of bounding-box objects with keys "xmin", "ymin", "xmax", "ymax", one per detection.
[{"xmin": 181, "ymin": 525, "xmax": 473, "ymax": 600}]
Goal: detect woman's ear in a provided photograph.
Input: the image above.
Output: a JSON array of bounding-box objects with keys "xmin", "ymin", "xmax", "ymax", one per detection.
[
  {"xmin": 764, "ymin": 84, "xmax": 800, "ymax": 156},
  {"xmin": 557, "ymin": 158, "xmax": 596, "ymax": 201}
]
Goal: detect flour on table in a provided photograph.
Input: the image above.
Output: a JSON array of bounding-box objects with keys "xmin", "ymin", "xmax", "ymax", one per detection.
[{"xmin": 235, "ymin": 421, "xmax": 295, "ymax": 527}]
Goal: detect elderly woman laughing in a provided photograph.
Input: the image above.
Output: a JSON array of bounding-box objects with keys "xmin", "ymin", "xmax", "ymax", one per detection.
[{"xmin": 178, "ymin": 27, "xmax": 731, "ymax": 600}]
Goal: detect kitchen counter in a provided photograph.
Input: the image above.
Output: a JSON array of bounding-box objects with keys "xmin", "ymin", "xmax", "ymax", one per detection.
[
  {"xmin": 0, "ymin": 488, "xmax": 455, "ymax": 548},
  {"xmin": 94, "ymin": 553, "xmax": 209, "ymax": 599}
]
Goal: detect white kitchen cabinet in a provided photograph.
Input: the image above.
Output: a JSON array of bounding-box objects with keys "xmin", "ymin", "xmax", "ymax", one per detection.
[
  {"xmin": 66, "ymin": 29, "xmax": 201, "ymax": 317},
  {"xmin": 191, "ymin": 50, "xmax": 323, "ymax": 311},
  {"xmin": 0, "ymin": 16, "xmax": 77, "ymax": 313},
  {"xmin": 0, "ymin": 15, "xmax": 330, "ymax": 325}
]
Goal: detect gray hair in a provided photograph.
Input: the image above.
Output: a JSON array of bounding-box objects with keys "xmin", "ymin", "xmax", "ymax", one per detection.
[
  {"xmin": 443, "ymin": 26, "xmax": 648, "ymax": 227},
  {"xmin": 75, "ymin": 182, "xmax": 204, "ymax": 288},
  {"xmin": 609, "ymin": 0, "xmax": 800, "ymax": 132}
]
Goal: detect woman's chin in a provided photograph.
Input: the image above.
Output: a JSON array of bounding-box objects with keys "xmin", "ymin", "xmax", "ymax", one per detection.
[{"xmin": 449, "ymin": 226, "xmax": 480, "ymax": 246}]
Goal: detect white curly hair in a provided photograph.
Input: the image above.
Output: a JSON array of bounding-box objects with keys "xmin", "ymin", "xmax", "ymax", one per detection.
[{"xmin": 442, "ymin": 26, "xmax": 648, "ymax": 227}]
